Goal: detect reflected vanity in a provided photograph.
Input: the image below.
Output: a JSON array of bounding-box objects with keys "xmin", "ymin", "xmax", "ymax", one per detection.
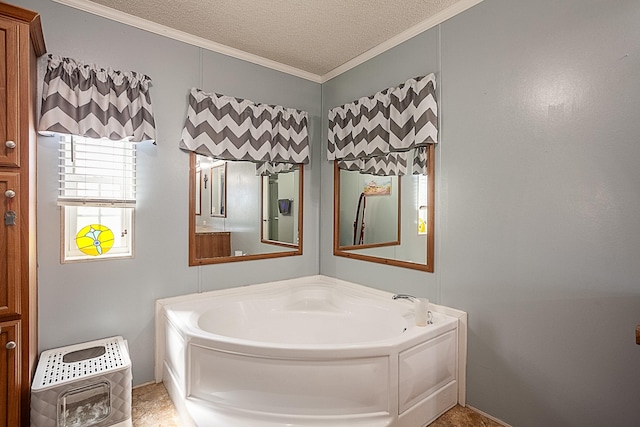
[
  {"xmin": 333, "ymin": 145, "xmax": 435, "ymax": 272},
  {"xmin": 189, "ymin": 153, "xmax": 303, "ymax": 265}
]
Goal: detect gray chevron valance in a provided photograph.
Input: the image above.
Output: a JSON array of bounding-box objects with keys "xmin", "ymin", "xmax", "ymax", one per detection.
[
  {"xmin": 39, "ymin": 55, "xmax": 156, "ymax": 143},
  {"xmin": 327, "ymin": 74, "xmax": 437, "ymax": 175},
  {"xmin": 179, "ymin": 88, "xmax": 310, "ymax": 175}
]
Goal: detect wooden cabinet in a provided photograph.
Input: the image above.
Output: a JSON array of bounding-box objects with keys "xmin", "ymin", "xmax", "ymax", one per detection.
[
  {"xmin": 0, "ymin": 172, "xmax": 20, "ymax": 317},
  {"xmin": 195, "ymin": 232, "xmax": 232, "ymax": 258},
  {"xmin": 0, "ymin": 3, "xmax": 45, "ymax": 426},
  {"xmin": 0, "ymin": 320, "xmax": 20, "ymax": 427},
  {"xmin": 0, "ymin": 16, "xmax": 19, "ymax": 168}
]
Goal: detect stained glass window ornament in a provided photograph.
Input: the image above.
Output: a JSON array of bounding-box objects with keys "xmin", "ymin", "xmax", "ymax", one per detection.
[{"xmin": 76, "ymin": 224, "xmax": 115, "ymax": 256}]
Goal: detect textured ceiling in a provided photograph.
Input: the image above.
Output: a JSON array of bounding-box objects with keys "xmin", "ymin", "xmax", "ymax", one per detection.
[{"xmin": 60, "ymin": 0, "xmax": 477, "ymax": 80}]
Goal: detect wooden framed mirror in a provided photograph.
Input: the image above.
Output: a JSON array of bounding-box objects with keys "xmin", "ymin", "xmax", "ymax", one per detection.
[
  {"xmin": 189, "ymin": 152, "xmax": 303, "ymax": 265},
  {"xmin": 333, "ymin": 144, "xmax": 435, "ymax": 272}
]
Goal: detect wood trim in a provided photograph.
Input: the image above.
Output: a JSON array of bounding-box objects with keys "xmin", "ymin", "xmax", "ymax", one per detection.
[
  {"xmin": 0, "ymin": 3, "xmax": 46, "ymax": 56},
  {"xmin": 28, "ymin": 14, "xmax": 45, "ymax": 57},
  {"xmin": 333, "ymin": 162, "xmax": 340, "ymax": 254},
  {"xmin": 261, "ymin": 239, "xmax": 299, "ymax": 249},
  {"xmin": 297, "ymin": 166, "xmax": 303, "ymax": 251},
  {"xmin": 335, "ymin": 249, "xmax": 432, "ymax": 271},
  {"xmin": 339, "ymin": 240, "xmax": 400, "ymax": 251},
  {"xmin": 260, "ymin": 172, "xmax": 265, "ymax": 242},
  {"xmin": 332, "ymin": 145, "xmax": 435, "ymax": 273},
  {"xmin": 190, "ymin": 246, "xmax": 302, "ymax": 265},
  {"xmin": 397, "ymin": 172, "xmax": 402, "ymax": 246},
  {"xmin": 426, "ymin": 144, "xmax": 435, "ymax": 272},
  {"xmin": 188, "ymin": 153, "xmax": 197, "ymax": 265}
]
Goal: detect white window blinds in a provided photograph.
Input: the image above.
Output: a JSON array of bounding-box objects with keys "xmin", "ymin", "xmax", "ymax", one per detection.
[{"xmin": 58, "ymin": 135, "xmax": 136, "ymax": 207}]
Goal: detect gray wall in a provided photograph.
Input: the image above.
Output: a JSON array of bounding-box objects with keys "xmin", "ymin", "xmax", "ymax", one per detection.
[
  {"xmin": 321, "ymin": 0, "xmax": 640, "ymax": 426},
  {"xmin": 18, "ymin": 0, "xmax": 320, "ymax": 387},
  {"xmin": 321, "ymin": 20, "xmax": 441, "ymax": 295}
]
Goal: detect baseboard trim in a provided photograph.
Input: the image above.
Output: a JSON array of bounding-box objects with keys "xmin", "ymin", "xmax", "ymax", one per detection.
[
  {"xmin": 466, "ymin": 405, "xmax": 512, "ymax": 427},
  {"xmin": 132, "ymin": 381, "xmax": 157, "ymax": 390}
]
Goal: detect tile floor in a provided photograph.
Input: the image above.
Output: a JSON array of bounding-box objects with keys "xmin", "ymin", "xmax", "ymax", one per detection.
[{"xmin": 132, "ymin": 382, "xmax": 503, "ymax": 427}]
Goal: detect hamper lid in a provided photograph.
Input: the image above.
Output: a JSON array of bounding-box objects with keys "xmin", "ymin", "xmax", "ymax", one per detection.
[{"xmin": 32, "ymin": 336, "xmax": 131, "ymax": 391}]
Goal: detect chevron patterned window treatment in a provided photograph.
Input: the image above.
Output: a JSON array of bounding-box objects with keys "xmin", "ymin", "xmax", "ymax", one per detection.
[
  {"xmin": 39, "ymin": 55, "xmax": 156, "ymax": 143},
  {"xmin": 179, "ymin": 88, "xmax": 310, "ymax": 175},
  {"xmin": 327, "ymin": 74, "xmax": 438, "ymax": 176}
]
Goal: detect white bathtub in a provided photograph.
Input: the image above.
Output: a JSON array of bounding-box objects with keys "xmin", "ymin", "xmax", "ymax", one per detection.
[{"xmin": 155, "ymin": 275, "xmax": 467, "ymax": 427}]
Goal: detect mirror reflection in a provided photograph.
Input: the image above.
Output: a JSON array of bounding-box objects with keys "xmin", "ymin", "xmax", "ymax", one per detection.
[
  {"xmin": 190, "ymin": 153, "xmax": 303, "ymax": 265},
  {"xmin": 333, "ymin": 149, "xmax": 434, "ymax": 272},
  {"xmin": 262, "ymin": 171, "xmax": 300, "ymax": 246},
  {"xmin": 338, "ymin": 173, "xmax": 400, "ymax": 248},
  {"xmin": 194, "ymin": 170, "xmax": 202, "ymax": 215},
  {"xmin": 210, "ymin": 162, "xmax": 226, "ymax": 217}
]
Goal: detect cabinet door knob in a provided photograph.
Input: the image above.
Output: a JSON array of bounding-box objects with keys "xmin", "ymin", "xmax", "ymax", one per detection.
[
  {"xmin": 5, "ymin": 341, "xmax": 16, "ymax": 350},
  {"xmin": 5, "ymin": 140, "xmax": 16, "ymax": 149},
  {"xmin": 5, "ymin": 190, "xmax": 15, "ymax": 199}
]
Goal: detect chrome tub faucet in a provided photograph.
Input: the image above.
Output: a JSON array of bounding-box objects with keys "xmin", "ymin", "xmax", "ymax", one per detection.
[{"xmin": 392, "ymin": 294, "xmax": 416, "ymax": 301}]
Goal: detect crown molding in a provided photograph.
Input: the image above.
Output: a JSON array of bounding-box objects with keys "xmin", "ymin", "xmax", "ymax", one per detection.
[
  {"xmin": 52, "ymin": 0, "xmax": 484, "ymax": 84},
  {"xmin": 51, "ymin": 0, "xmax": 323, "ymax": 83}
]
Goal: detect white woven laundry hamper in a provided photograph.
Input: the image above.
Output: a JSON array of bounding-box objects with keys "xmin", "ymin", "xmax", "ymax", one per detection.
[{"xmin": 30, "ymin": 336, "xmax": 132, "ymax": 427}]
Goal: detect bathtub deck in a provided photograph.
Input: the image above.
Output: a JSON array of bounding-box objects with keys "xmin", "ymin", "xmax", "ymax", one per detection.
[{"xmin": 132, "ymin": 383, "xmax": 503, "ymax": 427}]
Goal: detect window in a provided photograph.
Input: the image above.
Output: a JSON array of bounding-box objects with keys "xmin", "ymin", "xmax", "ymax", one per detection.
[
  {"xmin": 59, "ymin": 135, "xmax": 135, "ymax": 262},
  {"xmin": 417, "ymin": 174, "xmax": 428, "ymax": 235}
]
